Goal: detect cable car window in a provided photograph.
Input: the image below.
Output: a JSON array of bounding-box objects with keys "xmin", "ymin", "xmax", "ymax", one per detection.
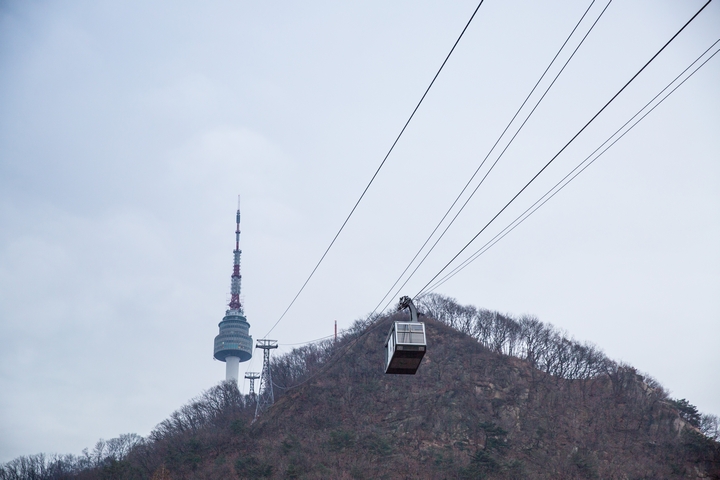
[
  {"xmin": 396, "ymin": 323, "xmax": 425, "ymax": 344},
  {"xmin": 386, "ymin": 332, "xmax": 395, "ymax": 370}
]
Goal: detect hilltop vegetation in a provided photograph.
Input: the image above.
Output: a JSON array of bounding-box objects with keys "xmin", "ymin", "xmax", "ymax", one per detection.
[{"xmin": 2, "ymin": 294, "xmax": 719, "ymax": 479}]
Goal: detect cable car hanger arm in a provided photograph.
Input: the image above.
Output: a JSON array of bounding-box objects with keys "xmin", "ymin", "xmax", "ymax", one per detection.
[{"xmin": 398, "ymin": 296, "xmax": 419, "ymax": 323}]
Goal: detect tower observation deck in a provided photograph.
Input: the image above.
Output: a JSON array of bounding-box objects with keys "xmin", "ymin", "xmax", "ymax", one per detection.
[{"xmin": 213, "ymin": 204, "xmax": 252, "ymax": 381}]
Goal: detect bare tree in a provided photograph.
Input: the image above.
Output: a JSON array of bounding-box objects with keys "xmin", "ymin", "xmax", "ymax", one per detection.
[{"xmin": 700, "ymin": 414, "xmax": 720, "ymax": 441}]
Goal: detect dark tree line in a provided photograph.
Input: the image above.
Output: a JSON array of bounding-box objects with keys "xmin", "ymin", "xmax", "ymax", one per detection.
[
  {"xmin": 416, "ymin": 293, "xmax": 614, "ymax": 381},
  {"xmin": 0, "ymin": 434, "xmax": 142, "ymax": 480},
  {"xmin": 265, "ymin": 292, "xmax": 623, "ymax": 389},
  {"xmin": 127, "ymin": 381, "xmax": 255, "ymax": 477},
  {"xmin": 270, "ymin": 340, "xmax": 337, "ymax": 391},
  {"xmin": 149, "ymin": 380, "xmax": 250, "ymax": 442},
  {"xmin": 0, "ymin": 382, "xmax": 253, "ymax": 480}
]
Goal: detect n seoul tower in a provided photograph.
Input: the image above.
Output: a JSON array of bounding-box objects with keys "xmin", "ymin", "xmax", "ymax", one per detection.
[{"xmin": 213, "ymin": 201, "xmax": 253, "ymax": 381}]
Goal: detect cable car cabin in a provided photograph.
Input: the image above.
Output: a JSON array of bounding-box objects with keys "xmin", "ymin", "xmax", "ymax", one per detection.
[{"xmin": 384, "ymin": 321, "xmax": 426, "ymax": 374}]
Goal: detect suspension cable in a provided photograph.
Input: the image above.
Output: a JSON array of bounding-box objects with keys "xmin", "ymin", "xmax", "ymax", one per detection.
[
  {"xmin": 374, "ymin": 0, "xmax": 613, "ymax": 315},
  {"xmin": 421, "ymin": 39, "xmax": 720, "ymax": 295},
  {"xmin": 280, "ymin": 332, "xmax": 341, "ymax": 347},
  {"xmin": 262, "ymin": 0, "xmax": 488, "ymax": 338},
  {"xmin": 414, "ymin": 0, "xmax": 713, "ymax": 299}
]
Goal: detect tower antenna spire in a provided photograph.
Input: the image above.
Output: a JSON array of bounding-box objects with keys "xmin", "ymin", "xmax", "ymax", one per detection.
[{"xmin": 229, "ymin": 198, "xmax": 242, "ymax": 311}]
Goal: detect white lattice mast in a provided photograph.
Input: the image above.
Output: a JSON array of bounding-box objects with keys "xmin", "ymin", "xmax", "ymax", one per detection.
[
  {"xmin": 213, "ymin": 198, "xmax": 253, "ymax": 382},
  {"xmin": 254, "ymin": 339, "xmax": 278, "ymax": 420}
]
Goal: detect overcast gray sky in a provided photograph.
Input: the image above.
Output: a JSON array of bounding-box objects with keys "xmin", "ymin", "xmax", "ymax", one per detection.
[{"xmin": 1, "ymin": 0, "xmax": 718, "ymax": 462}]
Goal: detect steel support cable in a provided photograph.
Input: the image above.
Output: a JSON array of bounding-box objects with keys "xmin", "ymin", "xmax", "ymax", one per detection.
[
  {"xmin": 413, "ymin": 0, "xmax": 713, "ymax": 299},
  {"xmin": 383, "ymin": 0, "xmax": 612, "ymax": 311},
  {"xmin": 262, "ymin": 0, "xmax": 487, "ymax": 338},
  {"xmin": 376, "ymin": 0, "xmax": 612, "ymax": 311},
  {"xmin": 421, "ymin": 40, "xmax": 720, "ymax": 295},
  {"xmin": 280, "ymin": 331, "xmax": 343, "ymax": 346},
  {"xmin": 370, "ymin": 0, "xmax": 600, "ymax": 315}
]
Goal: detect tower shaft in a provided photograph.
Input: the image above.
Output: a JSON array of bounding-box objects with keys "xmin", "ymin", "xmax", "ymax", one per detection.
[{"xmin": 226, "ymin": 356, "xmax": 240, "ymax": 381}]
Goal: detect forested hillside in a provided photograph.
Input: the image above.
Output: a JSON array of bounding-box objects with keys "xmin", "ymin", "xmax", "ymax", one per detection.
[{"xmin": 2, "ymin": 294, "xmax": 719, "ymax": 479}]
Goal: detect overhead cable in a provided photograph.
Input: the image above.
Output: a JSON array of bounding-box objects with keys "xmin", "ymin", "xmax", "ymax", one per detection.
[
  {"xmin": 372, "ymin": 0, "xmax": 611, "ymax": 315},
  {"xmin": 421, "ymin": 39, "xmax": 720, "ymax": 296},
  {"xmin": 262, "ymin": 0, "xmax": 487, "ymax": 338},
  {"xmin": 280, "ymin": 332, "xmax": 341, "ymax": 347},
  {"xmin": 413, "ymin": 0, "xmax": 713, "ymax": 299}
]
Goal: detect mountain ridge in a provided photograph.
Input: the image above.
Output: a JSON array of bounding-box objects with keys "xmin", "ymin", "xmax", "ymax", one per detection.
[{"xmin": 2, "ymin": 294, "xmax": 719, "ymax": 479}]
